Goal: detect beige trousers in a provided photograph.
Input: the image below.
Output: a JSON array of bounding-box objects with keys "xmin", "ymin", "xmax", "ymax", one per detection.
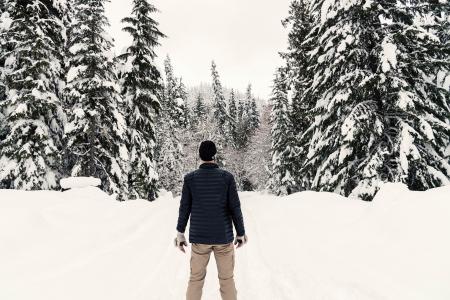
[{"xmin": 186, "ymin": 243, "xmax": 237, "ymax": 300}]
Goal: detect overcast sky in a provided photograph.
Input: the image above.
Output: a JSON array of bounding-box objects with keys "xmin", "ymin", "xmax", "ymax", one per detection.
[{"xmin": 105, "ymin": 0, "xmax": 290, "ymax": 99}]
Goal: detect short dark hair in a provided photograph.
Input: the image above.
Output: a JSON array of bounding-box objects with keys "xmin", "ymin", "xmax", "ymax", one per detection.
[{"xmin": 199, "ymin": 140, "xmax": 217, "ymax": 161}]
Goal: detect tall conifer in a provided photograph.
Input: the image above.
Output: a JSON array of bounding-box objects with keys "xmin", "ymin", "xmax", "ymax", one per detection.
[
  {"xmin": 65, "ymin": 0, "xmax": 128, "ymax": 198},
  {"xmin": 228, "ymin": 89, "xmax": 238, "ymax": 147},
  {"xmin": 0, "ymin": 0, "xmax": 66, "ymax": 190},
  {"xmin": 270, "ymin": 69, "xmax": 296, "ymax": 195},
  {"xmin": 211, "ymin": 61, "xmax": 229, "ymax": 140},
  {"xmin": 119, "ymin": 0, "xmax": 165, "ymax": 200}
]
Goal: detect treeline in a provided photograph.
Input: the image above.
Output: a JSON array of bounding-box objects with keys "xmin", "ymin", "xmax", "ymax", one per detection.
[
  {"xmin": 270, "ymin": 0, "xmax": 450, "ymax": 200},
  {"xmin": 0, "ymin": 0, "xmax": 266, "ymax": 200},
  {"xmin": 159, "ymin": 58, "xmax": 268, "ymax": 194}
]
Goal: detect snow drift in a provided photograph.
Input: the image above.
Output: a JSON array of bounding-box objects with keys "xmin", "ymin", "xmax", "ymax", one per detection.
[{"xmin": 0, "ymin": 184, "xmax": 449, "ymax": 300}]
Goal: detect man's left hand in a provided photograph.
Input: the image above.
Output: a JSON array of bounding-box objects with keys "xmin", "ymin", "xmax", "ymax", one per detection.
[{"xmin": 234, "ymin": 234, "xmax": 248, "ymax": 248}]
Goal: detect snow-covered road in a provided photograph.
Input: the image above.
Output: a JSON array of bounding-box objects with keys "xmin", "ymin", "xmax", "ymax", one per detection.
[{"xmin": 1, "ymin": 184, "xmax": 449, "ymax": 300}]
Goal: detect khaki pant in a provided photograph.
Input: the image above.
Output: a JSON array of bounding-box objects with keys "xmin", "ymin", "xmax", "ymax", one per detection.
[{"xmin": 186, "ymin": 243, "xmax": 237, "ymax": 300}]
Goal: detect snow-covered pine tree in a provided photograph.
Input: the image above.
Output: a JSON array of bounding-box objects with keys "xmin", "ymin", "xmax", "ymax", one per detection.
[
  {"xmin": 0, "ymin": 1, "xmax": 8, "ymax": 58},
  {"xmin": 244, "ymin": 84, "xmax": 252, "ymax": 117},
  {"xmin": 228, "ymin": 89, "xmax": 238, "ymax": 147},
  {"xmin": 295, "ymin": 0, "xmax": 450, "ymax": 200},
  {"xmin": 118, "ymin": 0, "xmax": 165, "ymax": 201},
  {"xmin": 64, "ymin": 0, "xmax": 128, "ymax": 198},
  {"xmin": 164, "ymin": 56, "xmax": 186, "ymax": 128},
  {"xmin": 155, "ymin": 57, "xmax": 185, "ymax": 194},
  {"xmin": 179, "ymin": 77, "xmax": 190, "ymax": 128},
  {"xmin": 0, "ymin": 1, "xmax": 19, "ymax": 181},
  {"xmin": 433, "ymin": 1, "xmax": 450, "ymax": 163},
  {"xmin": 297, "ymin": 0, "xmax": 389, "ymax": 200},
  {"xmin": 0, "ymin": 1, "xmax": 12, "ymax": 188},
  {"xmin": 191, "ymin": 93, "xmax": 207, "ymax": 128},
  {"xmin": 245, "ymin": 103, "xmax": 272, "ymax": 191},
  {"xmin": 235, "ymin": 84, "xmax": 259, "ymax": 148},
  {"xmin": 234, "ymin": 92, "xmax": 246, "ymax": 147},
  {"xmin": 235, "ymin": 117, "xmax": 249, "ymax": 148},
  {"xmin": 270, "ymin": 68, "xmax": 296, "ymax": 195},
  {"xmin": 281, "ymin": 0, "xmax": 314, "ymax": 190},
  {"xmin": 237, "ymin": 93, "xmax": 245, "ymax": 122},
  {"xmin": 0, "ymin": 1, "xmax": 11, "ymax": 122},
  {"xmin": 0, "ymin": 0, "xmax": 66, "ymax": 190},
  {"xmin": 247, "ymin": 86, "xmax": 260, "ymax": 132},
  {"xmin": 155, "ymin": 110, "xmax": 184, "ymax": 194},
  {"xmin": 372, "ymin": 0, "xmax": 450, "ymax": 194},
  {"xmin": 439, "ymin": 4, "xmax": 450, "ymax": 163},
  {"xmin": 211, "ymin": 60, "xmax": 230, "ymax": 141},
  {"xmin": 61, "ymin": 0, "xmax": 76, "ymax": 175}
]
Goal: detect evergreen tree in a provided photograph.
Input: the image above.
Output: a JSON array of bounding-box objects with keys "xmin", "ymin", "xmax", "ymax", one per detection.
[
  {"xmin": 296, "ymin": 0, "xmax": 450, "ymax": 200},
  {"xmin": 270, "ymin": 69, "xmax": 296, "ymax": 195},
  {"xmin": 301, "ymin": 0, "xmax": 393, "ymax": 199},
  {"xmin": 178, "ymin": 77, "xmax": 189, "ymax": 128},
  {"xmin": 155, "ymin": 115, "xmax": 184, "ymax": 194},
  {"xmin": 247, "ymin": 93, "xmax": 260, "ymax": 132},
  {"xmin": 237, "ymin": 93, "xmax": 245, "ymax": 123},
  {"xmin": 156, "ymin": 85, "xmax": 184, "ymax": 195},
  {"xmin": 0, "ymin": 0, "xmax": 66, "ymax": 190},
  {"xmin": 211, "ymin": 60, "xmax": 229, "ymax": 140},
  {"xmin": 228, "ymin": 89, "xmax": 238, "ymax": 147},
  {"xmin": 235, "ymin": 112, "xmax": 249, "ymax": 148},
  {"xmin": 164, "ymin": 56, "xmax": 186, "ymax": 128},
  {"xmin": 192, "ymin": 93, "xmax": 207, "ymax": 128},
  {"xmin": 119, "ymin": 0, "xmax": 165, "ymax": 201},
  {"xmin": 244, "ymin": 84, "xmax": 252, "ymax": 117},
  {"xmin": 235, "ymin": 84, "xmax": 259, "ymax": 148},
  {"xmin": 282, "ymin": 0, "xmax": 314, "ymax": 190},
  {"xmin": 65, "ymin": 0, "xmax": 128, "ymax": 198},
  {"xmin": 156, "ymin": 56, "xmax": 186, "ymax": 194},
  {"xmin": 245, "ymin": 104, "xmax": 272, "ymax": 191},
  {"xmin": 0, "ymin": 1, "xmax": 11, "ymax": 127},
  {"xmin": 373, "ymin": 0, "xmax": 450, "ymax": 194}
]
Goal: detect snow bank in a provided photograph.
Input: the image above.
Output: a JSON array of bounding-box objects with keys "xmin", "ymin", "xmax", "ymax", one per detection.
[
  {"xmin": 0, "ymin": 184, "xmax": 449, "ymax": 300},
  {"xmin": 60, "ymin": 177, "xmax": 101, "ymax": 189}
]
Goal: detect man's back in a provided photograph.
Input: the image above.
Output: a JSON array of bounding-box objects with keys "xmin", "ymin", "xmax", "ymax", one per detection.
[
  {"xmin": 175, "ymin": 141, "xmax": 246, "ymax": 300},
  {"xmin": 176, "ymin": 162, "xmax": 245, "ymax": 244}
]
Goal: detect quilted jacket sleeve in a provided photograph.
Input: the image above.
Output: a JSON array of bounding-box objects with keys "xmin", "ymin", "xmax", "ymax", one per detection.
[{"xmin": 227, "ymin": 175, "xmax": 245, "ymax": 236}]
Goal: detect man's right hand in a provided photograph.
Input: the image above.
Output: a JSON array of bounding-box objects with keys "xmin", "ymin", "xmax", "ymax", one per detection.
[{"xmin": 174, "ymin": 232, "xmax": 187, "ymax": 253}]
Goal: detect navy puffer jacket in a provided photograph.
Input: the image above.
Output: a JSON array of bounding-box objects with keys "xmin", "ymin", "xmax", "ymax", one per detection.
[{"xmin": 176, "ymin": 163, "xmax": 245, "ymax": 244}]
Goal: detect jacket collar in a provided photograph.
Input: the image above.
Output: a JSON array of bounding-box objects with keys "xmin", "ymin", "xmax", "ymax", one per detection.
[{"xmin": 199, "ymin": 162, "xmax": 219, "ymax": 169}]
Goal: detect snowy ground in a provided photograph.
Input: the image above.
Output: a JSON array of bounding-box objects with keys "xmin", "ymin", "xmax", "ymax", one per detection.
[{"xmin": 0, "ymin": 184, "xmax": 449, "ymax": 300}]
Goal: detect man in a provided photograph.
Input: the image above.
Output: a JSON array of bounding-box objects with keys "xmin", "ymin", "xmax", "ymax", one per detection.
[{"xmin": 175, "ymin": 140, "xmax": 248, "ymax": 300}]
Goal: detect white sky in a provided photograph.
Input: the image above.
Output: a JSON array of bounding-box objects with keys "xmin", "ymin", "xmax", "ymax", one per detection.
[{"xmin": 105, "ymin": 0, "xmax": 290, "ymax": 99}]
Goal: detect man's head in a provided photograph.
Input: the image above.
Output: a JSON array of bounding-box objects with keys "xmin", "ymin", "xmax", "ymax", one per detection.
[{"xmin": 199, "ymin": 140, "xmax": 217, "ymax": 162}]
